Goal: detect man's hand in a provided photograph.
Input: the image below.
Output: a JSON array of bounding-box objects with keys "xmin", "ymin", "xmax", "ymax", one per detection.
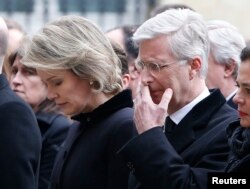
[{"xmin": 134, "ymin": 85, "xmax": 173, "ymax": 134}]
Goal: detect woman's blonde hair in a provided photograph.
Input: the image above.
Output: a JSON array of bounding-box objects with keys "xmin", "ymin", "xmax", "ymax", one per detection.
[{"xmin": 22, "ymin": 15, "xmax": 123, "ymax": 95}]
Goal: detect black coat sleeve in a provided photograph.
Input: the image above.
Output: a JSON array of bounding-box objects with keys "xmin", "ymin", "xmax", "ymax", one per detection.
[
  {"xmin": 0, "ymin": 102, "xmax": 42, "ymax": 189},
  {"xmin": 118, "ymin": 127, "xmax": 210, "ymax": 189}
]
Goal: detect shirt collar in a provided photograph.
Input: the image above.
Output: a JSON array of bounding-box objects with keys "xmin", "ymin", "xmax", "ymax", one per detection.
[
  {"xmin": 226, "ymin": 89, "xmax": 238, "ymax": 101},
  {"xmin": 170, "ymin": 87, "xmax": 210, "ymax": 124}
]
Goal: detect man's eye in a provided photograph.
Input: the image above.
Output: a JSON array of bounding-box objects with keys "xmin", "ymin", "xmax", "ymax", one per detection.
[
  {"xmin": 149, "ymin": 63, "xmax": 159, "ymax": 71},
  {"xmin": 136, "ymin": 61, "xmax": 144, "ymax": 69},
  {"xmin": 246, "ymin": 88, "xmax": 250, "ymax": 94}
]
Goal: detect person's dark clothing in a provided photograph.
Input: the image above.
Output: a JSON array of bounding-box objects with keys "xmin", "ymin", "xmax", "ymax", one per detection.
[
  {"xmin": 0, "ymin": 74, "xmax": 42, "ymax": 189},
  {"xmin": 118, "ymin": 89, "xmax": 238, "ymax": 189},
  {"xmin": 50, "ymin": 89, "xmax": 135, "ymax": 189},
  {"xmin": 227, "ymin": 95, "xmax": 237, "ymax": 110},
  {"xmin": 225, "ymin": 119, "xmax": 250, "ymax": 173},
  {"xmin": 36, "ymin": 112, "xmax": 71, "ymax": 189}
]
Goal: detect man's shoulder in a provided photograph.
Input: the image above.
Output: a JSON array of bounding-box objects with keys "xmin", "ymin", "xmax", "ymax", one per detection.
[
  {"xmin": 201, "ymin": 89, "xmax": 237, "ymax": 117},
  {"xmin": 0, "ymin": 84, "xmax": 28, "ymax": 106},
  {"xmin": 190, "ymin": 89, "xmax": 238, "ymax": 127},
  {"xmin": 0, "ymin": 88, "xmax": 35, "ymax": 121},
  {"xmin": 212, "ymin": 99, "xmax": 238, "ymax": 119}
]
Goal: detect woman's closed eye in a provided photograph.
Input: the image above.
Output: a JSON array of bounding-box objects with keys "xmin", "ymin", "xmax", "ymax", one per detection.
[
  {"xmin": 52, "ymin": 80, "xmax": 62, "ymax": 86},
  {"xmin": 24, "ymin": 68, "xmax": 37, "ymax": 75}
]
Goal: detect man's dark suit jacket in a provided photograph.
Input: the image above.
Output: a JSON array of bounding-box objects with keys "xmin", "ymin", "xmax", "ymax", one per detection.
[
  {"xmin": 227, "ymin": 95, "xmax": 237, "ymax": 109},
  {"xmin": 0, "ymin": 75, "xmax": 42, "ymax": 189},
  {"xmin": 118, "ymin": 89, "xmax": 239, "ymax": 189}
]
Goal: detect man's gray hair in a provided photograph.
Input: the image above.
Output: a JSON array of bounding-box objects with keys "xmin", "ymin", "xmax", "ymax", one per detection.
[
  {"xmin": 207, "ymin": 19, "xmax": 246, "ymax": 79},
  {"xmin": 133, "ymin": 8, "xmax": 210, "ymax": 78}
]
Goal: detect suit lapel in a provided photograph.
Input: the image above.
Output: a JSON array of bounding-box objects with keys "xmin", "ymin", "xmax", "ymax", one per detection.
[{"xmin": 166, "ymin": 89, "xmax": 226, "ymax": 153}]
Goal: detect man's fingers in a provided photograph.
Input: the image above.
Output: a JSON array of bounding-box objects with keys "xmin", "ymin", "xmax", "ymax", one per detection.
[
  {"xmin": 158, "ymin": 88, "xmax": 173, "ymax": 108},
  {"xmin": 140, "ymin": 84, "xmax": 151, "ymax": 99}
]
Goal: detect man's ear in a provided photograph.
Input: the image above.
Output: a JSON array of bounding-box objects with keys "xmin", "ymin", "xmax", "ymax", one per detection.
[
  {"xmin": 224, "ymin": 60, "xmax": 236, "ymax": 78},
  {"xmin": 189, "ymin": 57, "xmax": 201, "ymax": 80}
]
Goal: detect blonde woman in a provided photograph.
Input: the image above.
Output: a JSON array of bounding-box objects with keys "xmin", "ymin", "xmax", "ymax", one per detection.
[{"xmin": 22, "ymin": 15, "xmax": 135, "ymax": 189}]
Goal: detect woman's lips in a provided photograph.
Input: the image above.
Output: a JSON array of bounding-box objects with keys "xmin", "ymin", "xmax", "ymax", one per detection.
[
  {"xmin": 13, "ymin": 89, "xmax": 24, "ymax": 94},
  {"xmin": 239, "ymin": 111, "xmax": 248, "ymax": 117}
]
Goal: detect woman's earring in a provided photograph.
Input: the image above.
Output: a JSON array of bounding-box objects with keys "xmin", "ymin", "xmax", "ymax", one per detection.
[{"xmin": 90, "ymin": 81, "xmax": 93, "ymax": 86}]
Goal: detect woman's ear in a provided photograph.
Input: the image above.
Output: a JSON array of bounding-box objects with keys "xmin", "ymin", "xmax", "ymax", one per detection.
[
  {"xmin": 122, "ymin": 74, "xmax": 131, "ymax": 89},
  {"xmin": 129, "ymin": 64, "xmax": 140, "ymax": 80}
]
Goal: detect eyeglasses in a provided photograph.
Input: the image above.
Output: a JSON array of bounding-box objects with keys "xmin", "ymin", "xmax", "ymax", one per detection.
[{"xmin": 135, "ymin": 60, "xmax": 179, "ymax": 75}]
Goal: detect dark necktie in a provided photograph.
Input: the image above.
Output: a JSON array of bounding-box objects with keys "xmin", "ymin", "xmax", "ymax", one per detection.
[{"xmin": 164, "ymin": 116, "xmax": 176, "ymax": 133}]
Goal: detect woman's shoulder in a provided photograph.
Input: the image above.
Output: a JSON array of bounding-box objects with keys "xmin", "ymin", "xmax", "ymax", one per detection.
[{"xmin": 37, "ymin": 112, "xmax": 72, "ymax": 138}]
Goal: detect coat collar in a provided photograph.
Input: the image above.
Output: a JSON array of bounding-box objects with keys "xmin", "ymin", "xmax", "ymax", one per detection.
[
  {"xmin": 72, "ymin": 89, "xmax": 133, "ymax": 125},
  {"xmin": 166, "ymin": 89, "xmax": 226, "ymax": 152}
]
